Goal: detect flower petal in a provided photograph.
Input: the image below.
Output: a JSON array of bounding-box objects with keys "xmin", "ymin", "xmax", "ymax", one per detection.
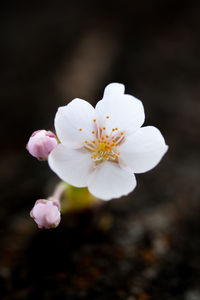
[
  {"xmin": 55, "ymin": 98, "xmax": 96, "ymax": 148},
  {"xmin": 88, "ymin": 161, "xmax": 137, "ymax": 200},
  {"xmin": 48, "ymin": 144, "xmax": 94, "ymax": 187},
  {"xmin": 95, "ymin": 92, "xmax": 145, "ymax": 134},
  {"xmin": 103, "ymin": 82, "xmax": 125, "ymax": 99},
  {"xmin": 119, "ymin": 126, "xmax": 168, "ymax": 174}
]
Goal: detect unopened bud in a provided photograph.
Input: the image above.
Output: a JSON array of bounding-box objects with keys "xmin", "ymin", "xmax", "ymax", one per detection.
[
  {"xmin": 30, "ymin": 199, "xmax": 61, "ymax": 229},
  {"xmin": 26, "ymin": 130, "xmax": 58, "ymax": 160}
]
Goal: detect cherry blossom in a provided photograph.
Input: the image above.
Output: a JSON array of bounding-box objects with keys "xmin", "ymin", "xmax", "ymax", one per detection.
[{"xmin": 48, "ymin": 83, "xmax": 168, "ymax": 200}]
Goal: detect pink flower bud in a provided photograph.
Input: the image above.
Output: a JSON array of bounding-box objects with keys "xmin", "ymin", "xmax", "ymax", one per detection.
[
  {"xmin": 30, "ymin": 199, "xmax": 61, "ymax": 229},
  {"xmin": 26, "ymin": 130, "xmax": 58, "ymax": 160}
]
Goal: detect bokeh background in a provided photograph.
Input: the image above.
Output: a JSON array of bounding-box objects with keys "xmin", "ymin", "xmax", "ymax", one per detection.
[{"xmin": 1, "ymin": 0, "xmax": 200, "ymax": 299}]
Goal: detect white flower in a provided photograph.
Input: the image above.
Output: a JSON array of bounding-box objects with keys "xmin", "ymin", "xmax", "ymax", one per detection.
[{"xmin": 48, "ymin": 83, "xmax": 168, "ymax": 200}]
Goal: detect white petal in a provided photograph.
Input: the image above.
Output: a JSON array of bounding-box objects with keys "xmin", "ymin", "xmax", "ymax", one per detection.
[
  {"xmin": 119, "ymin": 126, "xmax": 168, "ymax": 174},
  {"xmin": 103, "ymin": 82, "xmax": 125, "ymax": 99},
  {"xmin": 95, "ymin": 93, "xmax": 145, "ymax": 134},
  {"xmin": 48, "ymin": 144, "xmax": 94, "ymax": 187},
  {"xmin": 55, "ymin": 98, "xmax": 96, "ymax": 148},
  {"xmin": 88, "ymin": 161, "xmax": 137, "ymax": 200}
]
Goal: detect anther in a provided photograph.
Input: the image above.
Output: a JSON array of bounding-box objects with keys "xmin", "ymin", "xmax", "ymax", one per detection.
[
  {"xmin": 103, "ymin": 127, "xmax": 106, "ymax": 130},
  {"xmin": 106, "ymin": 116, "xmax": 109, "ymax": 119},
  {"xmin": 93, "ymin": 119, "xmax": 96, "ymax": 122},
  {"xmin": 85, "ymin": 140, "xmax": 88, "ymax": 144},
  {"xmin": 79, "ymin": 128, "xmax": 82, "ymax": 131},
  {"xmin": 92, "ymin": 131, "xmax": 95, "ymax": 134},
  {"xmin": 115, "ymin": 128, "xmax": 118, "ymax": 130},
  {"xmin": 112, "ymin": 128, "xmax": 115, "ymax": 131},
  {"xmin": 121, "ymin": 132, "xmax": 124, "ymax": 135},
  {"xmin": 92, "ymin": 141, "xmax": 96, "ymax": 144}
]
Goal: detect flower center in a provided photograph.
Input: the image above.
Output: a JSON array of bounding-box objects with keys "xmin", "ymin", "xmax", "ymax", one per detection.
[{"xmin": 80, "ymin": 117, "xmax": 125, "ymax": 164}]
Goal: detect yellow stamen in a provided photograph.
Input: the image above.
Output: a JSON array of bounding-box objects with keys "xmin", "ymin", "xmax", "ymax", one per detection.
[
  {"xmin": 106, "ymin": 116, "xmax": 109, "ymax": 119},
  {"xmin": 92, "ymin": 141, "xmax": 96, "ymax": 144},
  {"xmin": 79, "ymin": 128, "xmax": 82, "ymax": 131},
  {"xmin": 121, "ymin": 132, "xmax": 124, "ymax": 135},
  {"xmin": 92, "ymin": 130, "xmax": 95, "ymax": 134},
  {"xmin": 103, "ymin": 127, "xmax": 106, "ymax": 130}
]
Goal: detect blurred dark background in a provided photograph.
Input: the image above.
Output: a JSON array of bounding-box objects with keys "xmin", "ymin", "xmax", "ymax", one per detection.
[{"xmin": 1, "ymin": 0, "xmax": 200, "ymax": 299}]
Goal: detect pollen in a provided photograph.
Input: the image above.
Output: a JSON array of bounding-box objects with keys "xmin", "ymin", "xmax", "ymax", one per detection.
[
  {"xmin": 117, "ymin": 152, "xmax": 120, "ymax": 155},
  {"xmin": 121, "ymin": 132, "xmax": 124, "ymax": 135},
  {"xmin": 92, "ymin": 140, "xmax": 96, "ymax": 144},
  {"xmin": 85, "ymin": 140, "xmax": 88, "ymax": 144},
  {"xmin": 115, "ymin": 128, "xmax": 118, "ymax": 130},
  {"xmin": 93, "ymin": 119, "xmax": 96, "ymax": 122},
  {"xmin": 112, "ymin": 128, "xmax": 115, "ymax": 132},
  {"xmin": 92, "ymin": 130, "xmax": 95, "ymax": 134},
  {"xmin": 113, "ymin": 155, "xmax": 117, "ymax": 159},
  {"xmin": 106, "ymin": 116, "xmax": 109, "ymax": 119},
  {"xmin": 106, "ymin": 135, "xmax": 109, "ymax": 138},
  {"xmin": 103, "ymin": 127, "xmax": 106, "ymax": 130},
  {"xmin": 79, "ymin": 128, "xmax": 82, "ymax": 131},
  {"xmin": 101, "ymin": 137, "xmax": 104, "ymax": 140}
]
